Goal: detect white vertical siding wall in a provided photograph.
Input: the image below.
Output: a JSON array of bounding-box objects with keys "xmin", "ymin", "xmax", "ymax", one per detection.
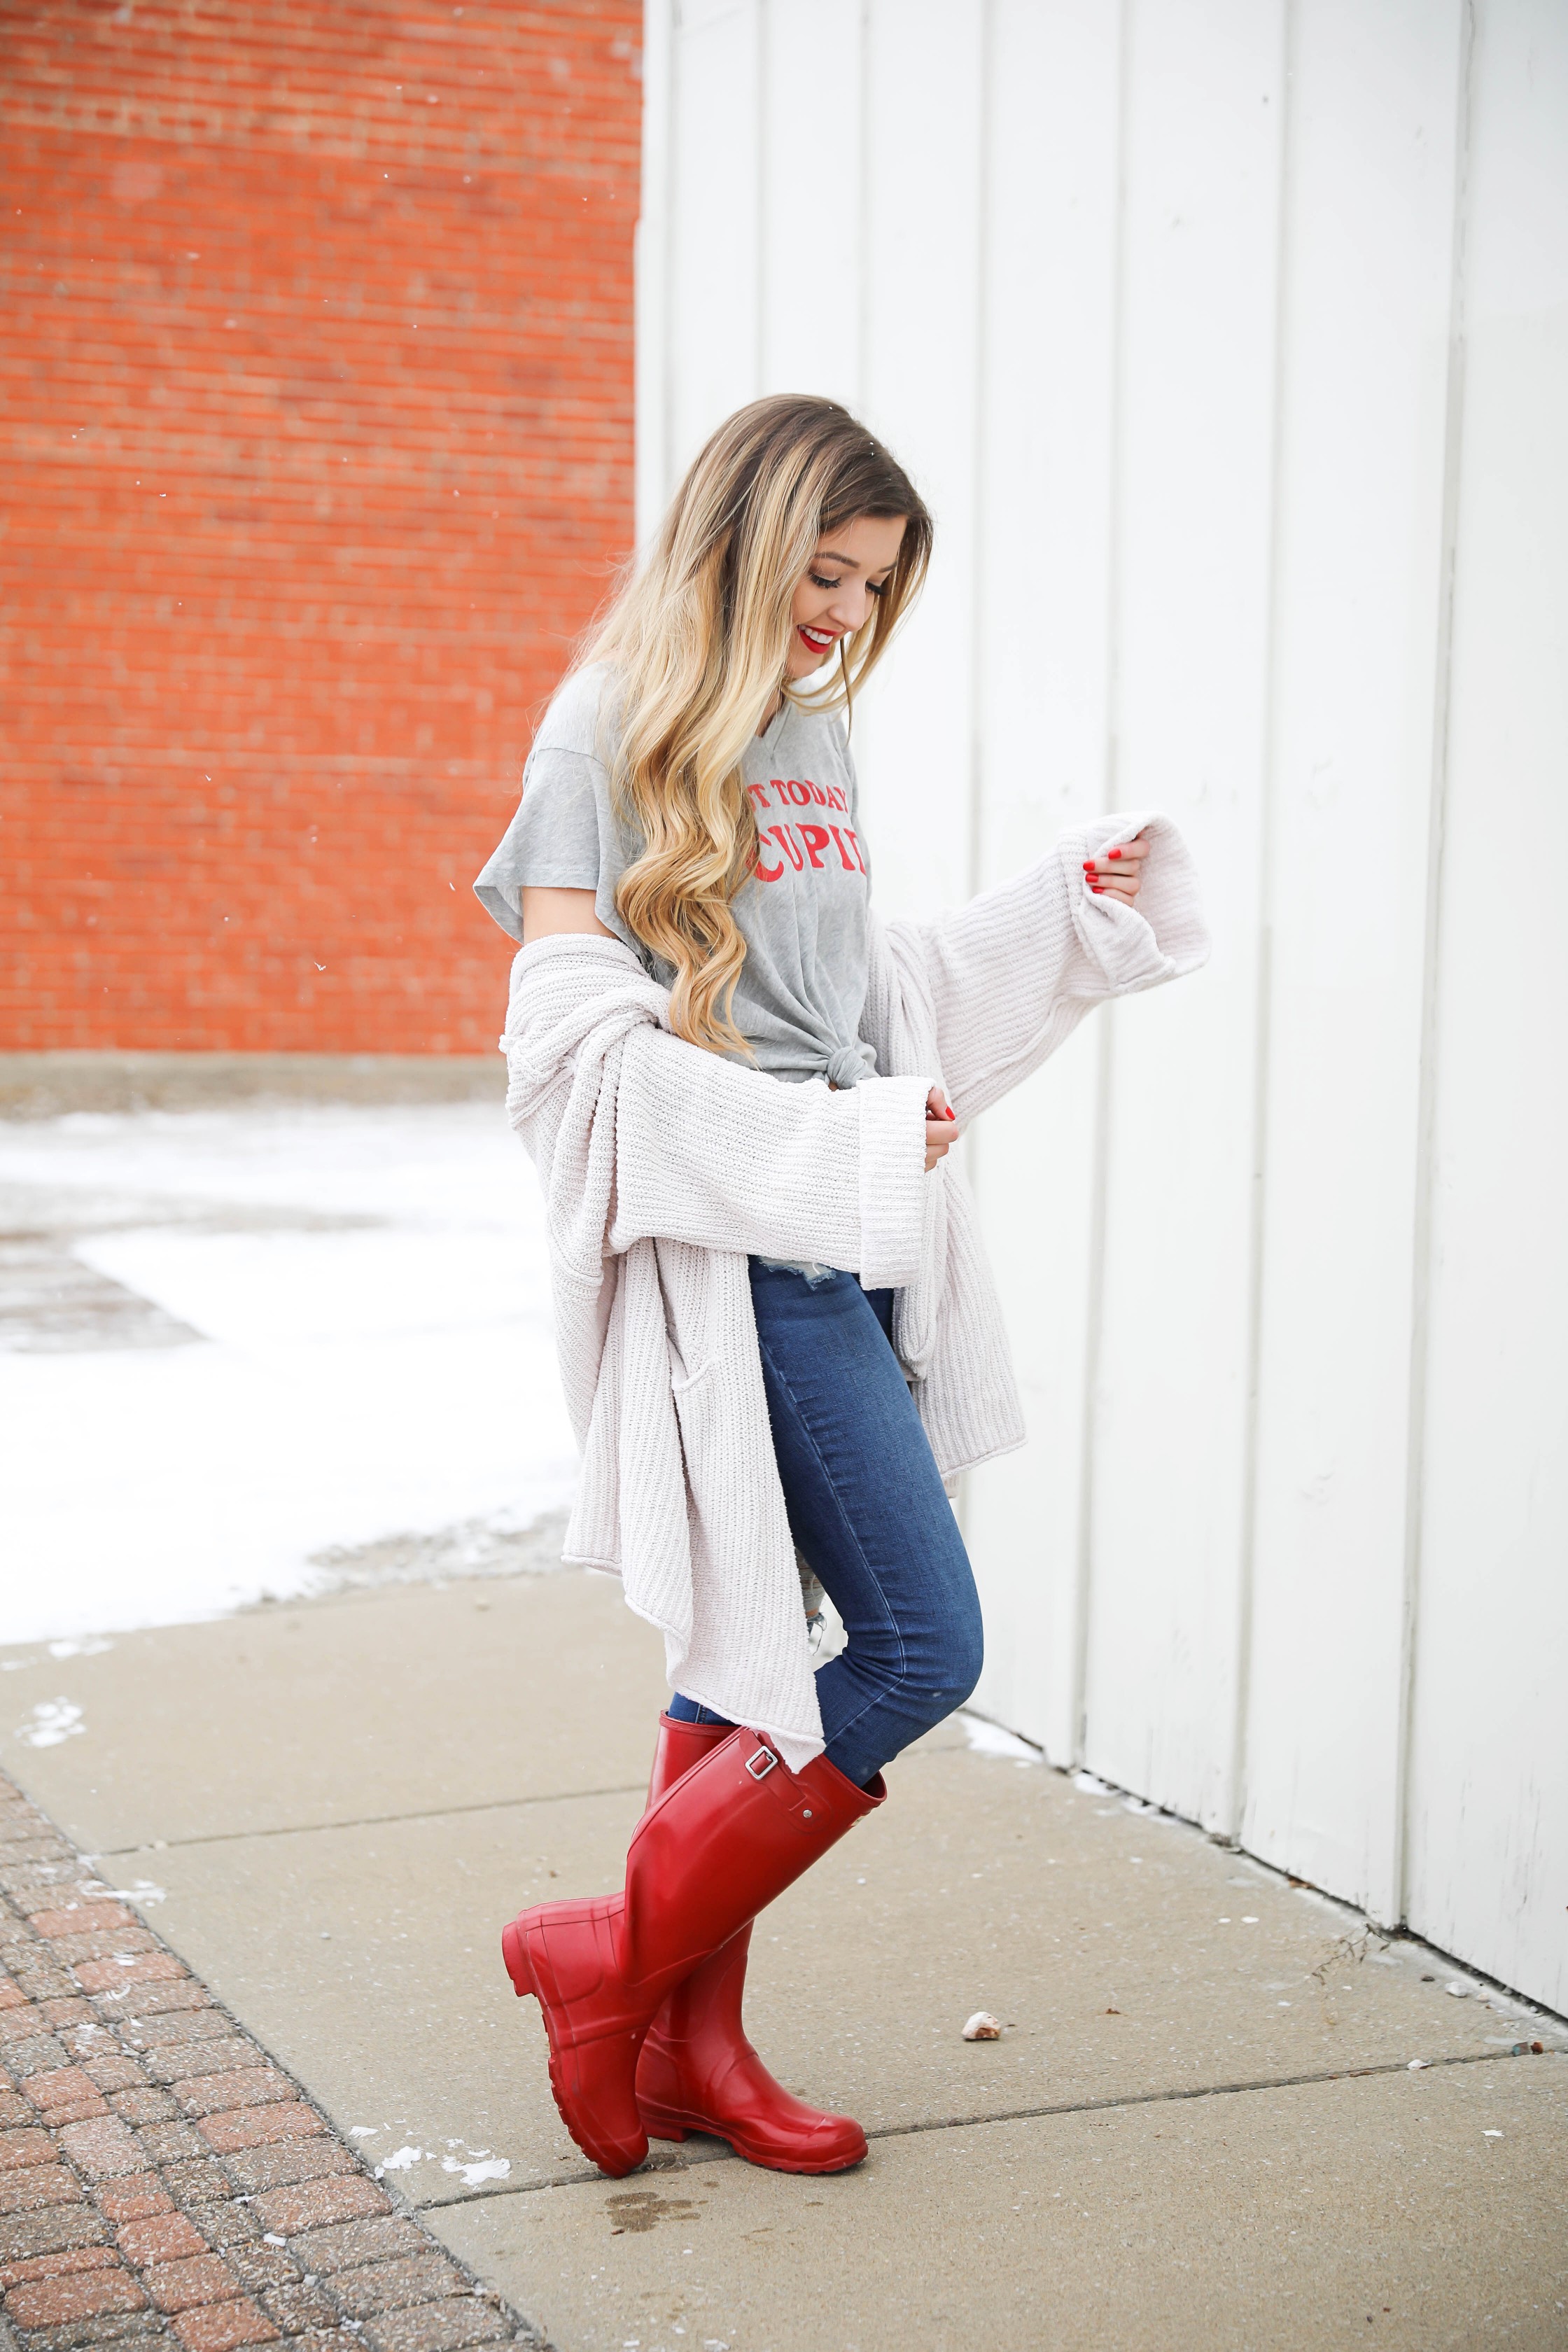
[
  {"xmin": 1242, "ymin": 0, "xmax": 1466, "ymax": 1928},
  {"xmin": 638, "ymin": 0, "xmax": 1568, "ymax": 2015},
  {"xmin": 1081, "ymin": 0, "xmax": 1284, "ymax": 1838},
  {"xmin": 1401, "ymin": 0, "xmax": 1568, "ymax": 2014}
]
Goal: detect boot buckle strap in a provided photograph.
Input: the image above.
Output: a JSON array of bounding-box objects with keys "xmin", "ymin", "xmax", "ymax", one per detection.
[{"xmin": 744, "ymin": 1744, "xmax": 778, "ymax": 1780}]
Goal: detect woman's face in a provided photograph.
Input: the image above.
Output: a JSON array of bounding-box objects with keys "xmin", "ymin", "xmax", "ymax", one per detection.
[{"xmin": 785, "ymin": 512, "xmax": 908, "ymax": 680}]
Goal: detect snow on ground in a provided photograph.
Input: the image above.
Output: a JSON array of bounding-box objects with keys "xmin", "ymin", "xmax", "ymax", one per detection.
[{"xmin": 0, "ymin": 1103, "xmax": 577, "ymax": 1645}]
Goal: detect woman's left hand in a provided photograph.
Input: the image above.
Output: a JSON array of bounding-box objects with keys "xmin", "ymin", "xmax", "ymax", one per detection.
[
  {"xmin": 1083, "ymin": 829, "xmax": 1150, "ymax": 907},
  {"xmin": 925, "ymin": 1085, "xmax": 958, "ymax": 1171}
]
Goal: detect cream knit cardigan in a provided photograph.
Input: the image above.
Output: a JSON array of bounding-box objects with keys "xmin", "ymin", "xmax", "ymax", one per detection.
[{"xmin": 503, "ymin": 811, "xmax": 1209, "ymax": 1769}]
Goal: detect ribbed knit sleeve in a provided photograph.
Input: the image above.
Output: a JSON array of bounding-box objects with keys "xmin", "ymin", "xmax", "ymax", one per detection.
[
  {"xmin": 609, "ymin": 1026, "xmax": 930, "ymax": 1287},
  {"xmin": 503, "ymin": 934, "xmax": 932, "ymax": 1289},
  {"xmin": 900, "ymin": 811, "xmax": 1210, "ymax": 1120}
]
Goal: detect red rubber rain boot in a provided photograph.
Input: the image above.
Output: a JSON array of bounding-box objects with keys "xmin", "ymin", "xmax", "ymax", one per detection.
[
  {"xmin": 636, "ymin": 1716, "xmax": 869, "ymax": 2173},
  {"xmin": 501, "ymin": 1727, "xmax": 883, "ymax": 2178}
]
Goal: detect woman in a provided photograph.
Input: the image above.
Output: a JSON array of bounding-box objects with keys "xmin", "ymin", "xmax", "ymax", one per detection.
[{"xmin": 475, "ymin": 394, "xmax": 1208, "ymax": 2183}]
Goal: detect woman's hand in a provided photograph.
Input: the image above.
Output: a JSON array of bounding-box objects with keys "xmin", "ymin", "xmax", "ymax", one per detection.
[
  {"xmin": 925, "ymin": 1085, "xmax": 958, "ymax": 1172},
  {"xmin": 1083, "ymin": 830, "xmax": 1150, "ymax": 906}
]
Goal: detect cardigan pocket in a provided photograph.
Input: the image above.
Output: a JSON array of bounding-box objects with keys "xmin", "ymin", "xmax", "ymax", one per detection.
[
  {"xmin": 665, "ymin": 1326, "xmax": 714, "ymax": 1398},
  {"xmin": 669, "ymin": 1354, "xmax": 722, "ymax": 1526}
]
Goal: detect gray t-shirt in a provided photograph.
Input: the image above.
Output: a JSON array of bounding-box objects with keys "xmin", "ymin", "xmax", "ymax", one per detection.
[{"xmin": 475, "ymin": 663, "xmax": 878, "ymax": 1088}]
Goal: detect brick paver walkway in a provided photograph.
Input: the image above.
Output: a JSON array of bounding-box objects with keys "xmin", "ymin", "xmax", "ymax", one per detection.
[{"xmin": 0, "ymin": 1772, "xmax": 545, "ymax": 2352}]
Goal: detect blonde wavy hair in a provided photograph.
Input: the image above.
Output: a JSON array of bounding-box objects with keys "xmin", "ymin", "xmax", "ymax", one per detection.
[{"xmin": 577, "ymin": 394, "xmax": 933, "ymax": 1054}]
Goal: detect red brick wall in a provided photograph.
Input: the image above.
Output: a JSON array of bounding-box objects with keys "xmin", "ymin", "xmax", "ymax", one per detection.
[{"xmin": 1, "ymin": 1, "xmax": 640, "ymax": 1054}]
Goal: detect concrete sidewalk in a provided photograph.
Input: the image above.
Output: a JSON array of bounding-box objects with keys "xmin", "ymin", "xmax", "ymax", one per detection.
[{"xmin": 3, "ymin": 1569, "xmax": 1565, "ymax": 2352}]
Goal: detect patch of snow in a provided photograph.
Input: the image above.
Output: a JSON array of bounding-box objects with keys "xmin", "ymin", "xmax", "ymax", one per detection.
[
  {"xmin": 958, "ymin": 1714, "xmax": 1040, "ymax": 1764},
  {"xmin": 93, "ymin": 1879, "xmax": 167, "ymax": 1906},
  {"xmin": 370, "ymin": 2135, "xmax": 507, "ymax": 2190},
  {"xmin": 48, "ymin": 1638, "xmax": 113, "ymax": 1659},
  {"xmin": 0, "ymin": 1106, "xmax": 577, "ymax": 1644},
  {"xmin": 1072, "ymin": 1770, "xmax": 1112, "ymax": 1795},
  {"xmin": 17, "ymin": 1699, "xmax": 85, "ymax": 1748},
  {"xmin": 441, "ymin": 2155, "xmax": 510, "ymax": 2187}
]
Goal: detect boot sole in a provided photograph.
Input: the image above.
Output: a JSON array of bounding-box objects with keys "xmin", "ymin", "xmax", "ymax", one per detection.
[
  {"xmin": 640, "ymin": 2102, "xmax": 867, "ymax": 2175},
  {"xmin": 501, "ymin": 1919, "xmax": 649, "ymax": 2180}
]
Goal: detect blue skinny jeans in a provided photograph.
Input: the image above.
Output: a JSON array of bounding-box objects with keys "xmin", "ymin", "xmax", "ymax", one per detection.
[{"xmin": 668, "ymin": 1259, "xmax": 984, "ymax": 1786}]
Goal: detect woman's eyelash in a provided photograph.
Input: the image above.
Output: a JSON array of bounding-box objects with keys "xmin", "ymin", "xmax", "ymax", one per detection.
[
  {"xmin": 808, "ymin": 572, "xmax": 891, "ymax": 597},
  {"xmin": 808, "ymin": 572, "xmax": 841, "ymax": 591}
]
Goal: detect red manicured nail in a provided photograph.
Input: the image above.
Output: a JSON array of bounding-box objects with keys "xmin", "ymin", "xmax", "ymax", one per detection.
[
  {"xmin": 1107, "ymin": 847, "xmax": 1123, "ymax": 860},
  {"xmin": 1091, "ymin": 883, "xmax": 1105, "ymax": 894},
  {"xmin": 1082, "ymin": 861, "xmax": 1095, "ymax": 872},
  {"xmin": 944, "ymin": 1107, "xmax": 957, "ymax": 1120}
]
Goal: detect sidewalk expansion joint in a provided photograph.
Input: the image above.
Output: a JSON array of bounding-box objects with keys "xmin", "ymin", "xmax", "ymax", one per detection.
[
  {"xmin": 863, "ymin": 2044, "xmax": 1536, "ymax": 2141},
  {"xmin": 92, "ymin": 1789, "xmax": 649, "ymax": 1861},
  {"xmin": 430, "ymin": 2045, "xmax": 1544, "ymax": 2205},
  {"xmin": 0, "ymin": 1768, "xmax": 553, "ymax": 2352}
]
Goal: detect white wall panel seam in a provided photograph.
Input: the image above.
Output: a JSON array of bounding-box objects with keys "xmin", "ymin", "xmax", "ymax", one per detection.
[
  {"xmin": 753, "ymin": 0, "xmax": 768, "ymax": 396},
  {"xmin": 966, "ymin": 0, "xmax": 996, "ymax": 913},
  {"xmin": 635, "ymin": 0, "xmax": 676, "ymax": 542},
  {"xmin": 1074, "ymin": 1015, "xmax": 1115, "ymax": 1763},
  {"xmin": 1230, "ymin": 924, "xmax": 1270, "ymax": 1841},
  {"xmin": 1228, "ymin": 0, "xmax": 1296, "ymax": 1847},
  {"xmin": 953, "ymin": 0, "xmax": 996, "ymax": 1566},
  {"xmin": 856, "ymin": 0, "xmax": 872, "ymax": 410},
  {"xmin": 1072, "ymin": 0, "xmax": 1133, "ymax": 1768},
  {"xmin": 1391, "ymin": 0, "xmax": 1478, "ymax": 1933}
]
